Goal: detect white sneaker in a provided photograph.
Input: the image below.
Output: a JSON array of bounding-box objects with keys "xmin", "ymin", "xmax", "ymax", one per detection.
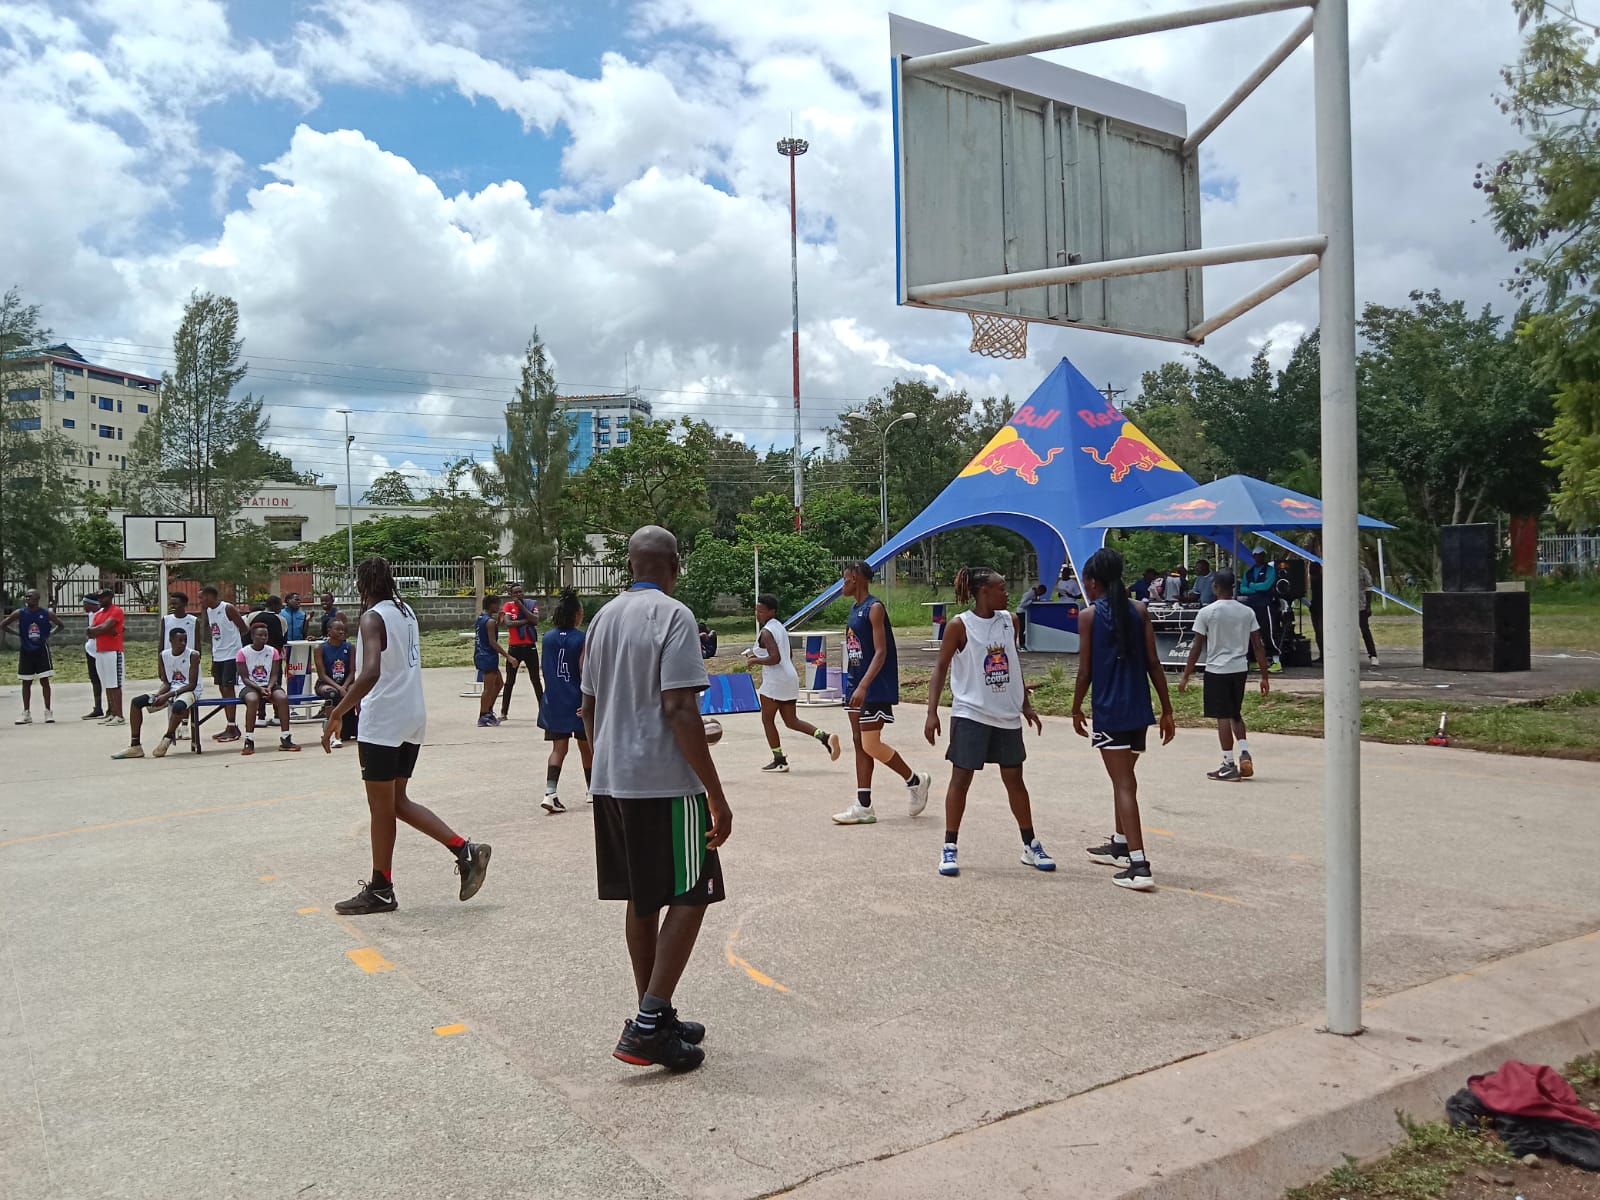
[
  {"xmin": 938, "ymin": 843, "xmax": 959, "ymax": 876},
  {"xmin": 907, "ymin": 772, "xmax": 931, "ymax": 817},
  {"xmin": 151, "ymin": 737, "xmax": 172, "ymax": 759},
  {"xmin": 13, "ymin": 711, "xmax": 31, "ymax": 725},
  {"xmin": 43, "ymin": 710, "xmax": 54, "ymax": 724},
  {"xmin": 832, "ymin": 802, "xmax": 877, "ymax": 825},
  {"xmin": 1369, "ymin": 655, "xmax": 1380, "ymax": 667},
  {"xmin": 329, "ymin": 735, "xmax": 342, "ymax": 749},
  {"xmin": 103, "ymin": 715, "xmax": 126, "ymax": 727},
  {"xmin": 1021, "ymin": 840, "xmax": 1057, "ymax": 871}
]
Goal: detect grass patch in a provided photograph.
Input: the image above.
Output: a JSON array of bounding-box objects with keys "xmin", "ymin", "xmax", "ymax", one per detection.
[{"xmin": 1286, "ymin": 1114, "xmax": 1515, "ymax": 1200}]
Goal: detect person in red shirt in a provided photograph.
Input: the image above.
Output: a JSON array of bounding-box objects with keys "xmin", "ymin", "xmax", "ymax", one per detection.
[
  {"xmin": 85, "ymin": 587, "xmax": 128, "ymax": 725},
  {"xmin": 499, "ymin": 583, "xmax": 544, "ymax": 718}
]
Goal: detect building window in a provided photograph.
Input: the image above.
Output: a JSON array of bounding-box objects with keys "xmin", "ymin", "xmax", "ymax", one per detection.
[
  {"xmin": 9, "ymin": 417, "xmax": 42, "ymax": 431},
  {"xmin": 597, "ymin": 416, "xmax": 610, "ymax": 428},
  {"xmin": 120, "ymin": 455, "xmax": 127, "ymax": 467},
  {"xmin": 63, "ymin": 389, "xmax": 75, "ymax": 399},
  {"xmin": 99, "ymin": 426, "xmax": 114, "ymax": 439},
  {"xmin": 117, "ymin": 427, "xmax": 123, "ymax": 440},
  {"xmin": 63, "ymin": 365, "xmax": 82, "ymax": 376},
  {"xmin": 63, "ymin": 418, "xmax": 75, "ymax": 429},
  {"xmin": 618, "ymin": 431, "xmax": 629, "ymax": 444},
  {"xmin": 263, "ymin": 516, "xmax": 305, "ymax": 542},
  {"xmin": 98, "ymin": 396, "xmax": 113, "ymax": 410},
  {"xmin": 117, "ymin": 399, "xmax": 124, "ymax": 412},
  {"xmin": 137, "ymin": 403, "xmax": 149, "ymax": 413},
  {"xmin": 88, "ymin": 369, "xmax": 122, "ymax": 386},
  {"xmin": 6, "ymin": 386, "xmax": 41, "ymax": 402},
  {"xmin": 617, "ymin": 416, "xmax": 630, "ymax": 425}
]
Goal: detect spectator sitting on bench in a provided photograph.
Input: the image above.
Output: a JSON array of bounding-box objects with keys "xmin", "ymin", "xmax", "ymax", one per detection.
[
  {"xmin": 113, "ymin": 628, "xmax": 202, "ymax": 760},
  {"xmin": 313, "ymin": 615, "xmax": 358, "ymax": 748},
  {"xmin": 237, "ymin": 622, "xmax": 300, "ymax": 755},
  {"xmin": 699, "ymin": 622, "xmax": 718, "ymax": 659}
]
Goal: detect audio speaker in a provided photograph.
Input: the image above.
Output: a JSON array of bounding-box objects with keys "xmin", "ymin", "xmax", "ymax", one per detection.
[
  {"xmin": 1422, "ymin": 591, "xmax": 1530, "ymax": 672},
  {"xmin": 1282, "ymin": 558, "xmax": 1308, "ymax": 601},
  {"xmin": 1439, "ymin": 524, "xmax": 1496, "ymax": 592}
]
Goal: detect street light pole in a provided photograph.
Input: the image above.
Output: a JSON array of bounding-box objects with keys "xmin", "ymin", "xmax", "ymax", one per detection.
[
  {"xmin": 777, "ymin": 134, "xmax": 809, "ymax": 532},
  {"xmin": 844, "ymin": 410, "xmax": 917, "ymax": 582},
  {"xmin": 337, "ymin": 406, "xmax": 354, "ymax": 593}
]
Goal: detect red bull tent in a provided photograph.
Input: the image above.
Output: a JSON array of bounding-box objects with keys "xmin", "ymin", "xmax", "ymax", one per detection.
[{"xmin": 788, "ymin": 356, "xmax": 1200, "ymax": 624}]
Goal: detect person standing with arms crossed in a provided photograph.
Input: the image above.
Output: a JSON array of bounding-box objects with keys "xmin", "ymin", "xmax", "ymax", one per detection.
[
  {"xmin": 1072, "ymin": 548, "xmax": 1175, "ymax": 892},
  {"xmin": 80, "ymin": 595, "xmax": 105, "ymax": 720},
  {"xmin": 831, "ymin": 561, "xmax": 931, "ymax": 826},
  {"xmin": 923, "ymin": 567, "xmax": 1052, "ymax": 878},
  {"xmin": 1177, "ymin": 568, "xmax": 1270, "ymax": 782},
  {"xmin": 499, "ymin": 583, "xmax": 544, "ymax": 718},
  {"xmin": 86, "ymin": 588, "xmax": 127, "ymax": 726},
  {"xmin": 744, "ymin": 593, "xmax": 841, "ymax": 773},
  {"xmin": 1239, "ymin": 548, "xmax": 1282, "ymax": 672},
  {"xmin": 5, "ymin": 589, "xmax": 62, "ymax": 723},
  {"xmin": 201, "ymin": 585, "xmax": 250, "ymax": 742},
  {"xmin": 582, "ymin": 527, "xmax": 731, "ymax": 1072},
  {"xmin": 539, "ymin": 588, "xmax": 592, "ymax": 813},
  {"xmin": 323, "ymin": 556, "xmax": 492, "ymax": 916}
]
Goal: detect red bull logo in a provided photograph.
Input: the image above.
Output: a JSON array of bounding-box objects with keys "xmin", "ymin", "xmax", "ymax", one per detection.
[
  {"xmin": 1278, "ymin": 497, "xmax": 1322, "ymax": 518},
  {"xmin": 982, "ymin": 644, "xmax": 1011, "ymax": 691},
  {"xmin": 959, "ymin": 426, "xmax": 1062, "ymax": 485},
  {"xmin": 1083, "ymin": 435, "xmax": 1165, "ymax": 483},
  {"xmin": 1147, "ymin": 497, "xmax": 1218, "ymax": 522}
]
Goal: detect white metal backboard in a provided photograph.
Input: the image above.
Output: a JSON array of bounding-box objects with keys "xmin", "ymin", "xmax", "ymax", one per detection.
[
  {"xmin": 891, "ymin": 14, "xmax": 1203, "ymax": 342},
  {"xmin": 123, "ymin": 514, "xmax": 218, "ymax": 563}
]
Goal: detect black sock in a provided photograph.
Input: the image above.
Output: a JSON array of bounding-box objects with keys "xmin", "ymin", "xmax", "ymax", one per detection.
[
  {"xmin": 944, "ymin": 830, "xmax": 958, "ymax": 845},
  {"xmin": 372, "ymin": 869, "xmax": 392, "ymax": 889},
  {"xmin": 584, "ymin": 768, "xmax": 592, "ymax": 786},
  {"xmin": 857, "ymin": 788, "xmax": 872, "ymax": 808},
  {"xmin": 547, "ymin": 765, "xmax": 561, "ymax": 793},
  {"xmin": 634, "ymin": 991, "xmax": 668, "ymax": 1033},
  {"xmin": 1020, "ymin": 826, "xmax": 1035, "ymax": 846},
  {"xmin": 815, "ymin": 729, "xmax": 830, "ymax": 744},
  {"xmin": 906, "ymin": 772, "xmax": 921, "ymax": 789},
  {"xmin": 129, "ymin": 738, "xmax": 140, "ymax": 747}
]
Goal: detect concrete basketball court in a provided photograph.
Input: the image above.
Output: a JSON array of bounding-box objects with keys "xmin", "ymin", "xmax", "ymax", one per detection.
[{"xmin": 2, "ymin": 669, "xmax": 1597, "ymax": 1200}]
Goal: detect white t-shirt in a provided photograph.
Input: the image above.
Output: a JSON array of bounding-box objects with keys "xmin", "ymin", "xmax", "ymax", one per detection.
[
  {"xmin": 754, "ymin": 617, "xmax": 799, "ymax": 702},
  {"xmin": 1192, "ymin": 598, "xmax": 1259, "ymax": 673},
  {"xmin": 948, "ymin": 609, "xmax": 1025, "ymax": 729},
  {"xmin": 207, "ymin": 602, "xmax": 243, "ymax": 663},
  {"xmin": 162, "ymin": 648, "xmax": 204, "ymax": 700},
  {"xmin": 357, "ymin": 600, "xmax": 427, "ymax": 748},
  {"xmin": 83, "ymin": 609, "xmax": 98, "ymax": 657},
  {"xmin": 162, "ymin": 612, "xmax": 198, "ymax": 654},
  {"xmin": 236, "ymin": 644, "xmax": 280, "ymax": 690},
  {"xmin": 581, "ymin": 586, "xmax": 709, "ymax": 799}
]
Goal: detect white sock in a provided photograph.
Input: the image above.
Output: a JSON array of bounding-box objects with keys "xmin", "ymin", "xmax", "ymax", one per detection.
[
  {"xmin": 1222, "ymin": 748, "xmax": 1235, "ymax": 764},
  {"xmin": 1112, "ymin": 832, "xmax": 1128, "ymax": 846},
  {"xmin": 1129, "ymin": 849, "xmax": 1147, "ymax": 864},
  {"xmin": 1236, "ymin": 738, "xmax": 1250, "ymax": 755}
]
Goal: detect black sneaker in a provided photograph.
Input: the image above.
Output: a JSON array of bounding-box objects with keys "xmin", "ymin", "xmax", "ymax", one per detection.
[
  {"xmin": 761, "ymin": 757, "xmax": 790, "ymax": 773},
  {"xmin": 1085, "ymin": 838, "xmax": 1130, "ymax": 867},
  {"xmin": 659, "ymin": 1005, "xmax": 705, "ymax": 1045},
  {"xmin": 454, "ymin": 842, "xmax": 492, "ymax": 901},
  {"xmin": 81, "ymin": 709, "xmax": 105, "ymax": 721},
  {"xmin": 612, "ymin": 1020, "xmax": 705, "ymax": 1071},
  {"xmin": 1112, "ymin": 861, "xmax": 1155, "ymax": 892},
  {"xmin": 335, "ymin": 880, "xmax": 398, "ymax": 914}
]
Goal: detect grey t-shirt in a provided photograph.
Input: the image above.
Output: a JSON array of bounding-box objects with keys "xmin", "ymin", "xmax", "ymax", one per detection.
[
  {"xmin": 1192, "ymin": 598, "xmax": 1259, "ymax": 673},
  {"xmin": 582, "ymin": 586, "xmax": 710, "ymax": 799}
]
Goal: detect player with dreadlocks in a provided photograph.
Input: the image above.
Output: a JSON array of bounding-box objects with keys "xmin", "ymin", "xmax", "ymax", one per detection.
[
  {"xmin": 1071, "ymin": 548, "xmax": 1175, "ymax": 892},
  {"xmin": 923, "ymin": 566, "xmax": 1052, "ymax": 878},
  {"xmin": 322, "ymin": 556, "xmax": 492, "ymax": 914}
]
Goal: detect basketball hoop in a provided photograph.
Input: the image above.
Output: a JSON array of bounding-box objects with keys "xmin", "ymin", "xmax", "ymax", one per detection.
[
  {"xmin": 968, "ymin": 312, "xmax": 1028, "ymax": 360},
  {"xmin": 159, "ymin": 540, "xmax": 186, "ymax": 567}
]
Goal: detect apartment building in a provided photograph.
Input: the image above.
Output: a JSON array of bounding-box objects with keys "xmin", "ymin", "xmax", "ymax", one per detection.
[
  {"xmin": 3, "ymin": 343, "xmax": 159, "ymax": 490},
  {"xmin": 560, "ymin": 391, "xmax": 651, "ymax": 471}
]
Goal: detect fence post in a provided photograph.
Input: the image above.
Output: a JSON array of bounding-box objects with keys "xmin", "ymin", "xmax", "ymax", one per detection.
[
  {"xmin": 560, "ymin": 556, "xmax": 574, "ymax": 589},
  {"xmin": 472, "ymin": 556, "xmax": 486, "ymax": 610}
]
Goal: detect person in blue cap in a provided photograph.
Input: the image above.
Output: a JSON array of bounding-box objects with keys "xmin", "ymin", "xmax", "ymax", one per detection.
[{"xmin": 1238, "ymin": 548, "xmax": 1282, "ymax": 673}]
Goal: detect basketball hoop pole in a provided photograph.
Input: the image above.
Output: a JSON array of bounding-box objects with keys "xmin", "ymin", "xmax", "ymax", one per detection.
[{"xmin": 778, "ymin": 135, "xmax": 809, "ymax": 531}]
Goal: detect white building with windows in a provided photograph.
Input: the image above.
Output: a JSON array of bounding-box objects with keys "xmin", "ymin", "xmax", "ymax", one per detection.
[
  {"xmin": 561, "ymin": 391, "xmax": 651, "ymax": 470},
  {"xmin": 4, "ymin": 343, "xmax": 159, "ymax": 490}
]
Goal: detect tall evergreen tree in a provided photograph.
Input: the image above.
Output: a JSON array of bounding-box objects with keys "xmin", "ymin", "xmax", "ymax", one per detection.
[
  {"xmin": 493, "ymin": 332, "xmax": 573, "ymax": 590},
  {"xmin": 0, "ymin": 287, "xmax": 77, "ymax": 590}
]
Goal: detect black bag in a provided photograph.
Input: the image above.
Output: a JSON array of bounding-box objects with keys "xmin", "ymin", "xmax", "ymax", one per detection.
[{"xmin": 1282, "ymin": 633, "xmax": 1314, "ymax": 668}]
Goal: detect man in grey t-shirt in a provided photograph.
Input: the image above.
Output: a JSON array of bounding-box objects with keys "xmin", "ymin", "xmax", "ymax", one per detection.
[
  {"xmin": 1176, "ymin": 568, "xmax": 1270, "ymax": 782},
  {"xmin": 582, "ymin": 525, "xmax": 732, "ymax": 1073}
]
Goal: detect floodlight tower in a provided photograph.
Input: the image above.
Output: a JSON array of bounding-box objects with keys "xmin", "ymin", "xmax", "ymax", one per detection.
[{"xmin": 777, "ymin": 134, "xmax": 809, "ymax": 531}]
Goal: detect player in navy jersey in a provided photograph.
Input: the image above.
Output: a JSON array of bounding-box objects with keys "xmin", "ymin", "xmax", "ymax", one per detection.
[
  {"xmin": 313, "ymin": 615, "xmax": 358, "ymax": 747},
  {"xmin": 537, "ymin": 588, "xmax": 590, "ymax": 813},
  {"xmin": 5, "ymin": 589, "xmax": 63, "ymax": 723},
  {"xmin": 473, "ymin": 595, "xmax": 514, "ymax": 728},
  {"xmin": 1071, "ymin": 547, "xmax": 1175, "ymax": 892}
]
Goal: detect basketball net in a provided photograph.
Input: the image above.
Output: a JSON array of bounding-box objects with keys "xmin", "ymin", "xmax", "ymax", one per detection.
[
  {"xmin": 159, "ymin": 540, "xmax": 186, "ymax": 567},
  {"xmin": 968, "ymin": 311, "xmax": 1028, "ymax": 360}
]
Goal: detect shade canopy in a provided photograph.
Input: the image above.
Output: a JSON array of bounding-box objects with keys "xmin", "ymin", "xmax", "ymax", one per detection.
[{"xmin": 1085, "ymin": 474, "xmax": 1394, "ymax": 532}]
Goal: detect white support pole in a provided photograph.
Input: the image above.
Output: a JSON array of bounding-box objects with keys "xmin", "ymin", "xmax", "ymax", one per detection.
[
  {"xmin": 1183, "ymin": 12, "xmax": 1314, "ymax": 154},
  {"xmin": 1187, "ymin": 254, "xmax": 1321, "ymax": 342},
  {"xmin": 901, "ymin": 0, "xmax": 1312, "ymax": 75},
  {"xmin": 753, "ymin": 543, "xmax": 761, "ymax": 632},
  {"xmin": 1377, "ymin": 538, "xmax": 1388, "ymax": 611},
  {"xmin": 1314, "ymin": 0, "xmax": 1363, "ymax": 1037},
  {"xmin": 906, "ymin": 236, "xmax": 1326, "ymax": 305},
  {"xmin": 1184, "ymin": 535, "xmax": 1190, "ymax": 571}
]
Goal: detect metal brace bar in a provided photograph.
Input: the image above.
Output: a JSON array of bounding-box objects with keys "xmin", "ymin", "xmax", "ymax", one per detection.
[
  {"xmin": 1185, "ymin": 253, "xmax": 1321, "ymax": 341},
  {"xmin": 905, "ymin": 235, "xmax": 1328, "ymax": 304},
  {"xmin": 1184, "ymin": 12, "xmax": 1314, "ymax": 155},
  {"xmin": 901, "ymin": 0, "xmax": 1314, "ymax": 76}
]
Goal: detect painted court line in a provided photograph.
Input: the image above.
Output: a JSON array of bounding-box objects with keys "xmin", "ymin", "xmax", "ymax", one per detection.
[
  {"xmin": 0, "ymin": 789, "xmax": 341, "ymax": 849},
  {"xmin": 1160, "ymin": 886, "xmax": 1245, "ymax": 905},
  {"xmin": 259, "ymin": 874, "xmax": 277, "ymax": 882},
  {"xmin": 724, "ymin": 920, "xmax": 790, "ymax": 993},
  {"xmin": 296, "ymin": 907, "xmax": 321, "ymax": 915},
  {"xmin": 433, "ymin": 1024, "xmax": 467, "ymax": 1037},
  {"xmin": 347, "ymin": 947, "xmax": 394, "ymax": 974}
]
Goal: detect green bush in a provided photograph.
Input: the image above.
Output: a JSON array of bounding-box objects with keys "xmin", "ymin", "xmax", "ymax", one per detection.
[{"xmin": 679, "ymin": 534, "xmax": 837, "ymax": 619}]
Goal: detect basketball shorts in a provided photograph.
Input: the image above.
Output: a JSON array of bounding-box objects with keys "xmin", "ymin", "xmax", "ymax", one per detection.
[
  {"xmin": 1091, "ymin": 726, "xmax": 1149, "ymax": 754},
  {"xmin": 211, "ymin": 660, "xmax": 239, "ymax": 687},
  {"xmin": 1202, "ymin": 670, "xmax": 1248, "ymax": 722},
  {"xmin": 946, "ymin": 716, "xmax": 1026, "ymax": 771},
  {"xmin": 359, "ymin": 740, "xmax": 420, "ymax": 782},
  {"xmin": 849, "ymin": 703, "xmax": 894, "ymax": 728},
  {"xmin": 593, "ymin": 794, "xmax": 726, "ymax": 917},
  {"xmin": 91, "ymin": 649, "xmax": 124, "ymax": 688},
  {"xmin": 17, "ymin": 647, "xmax": 53, "ymax": 681}
]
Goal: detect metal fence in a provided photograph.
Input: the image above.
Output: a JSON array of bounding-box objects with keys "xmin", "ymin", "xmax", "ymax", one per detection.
[
  {"xmin": 1538, "ymin": 534, "xmax": 1600, "ymax": 575},
  {"xmin": 308, "ymin": 557, "xmax": 624, "ymax": 599}
]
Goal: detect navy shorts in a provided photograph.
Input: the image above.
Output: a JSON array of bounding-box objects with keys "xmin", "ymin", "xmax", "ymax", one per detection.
[{"xmin": 1091, "ymin": 727, "xmax": 1149, "ymax": 754}]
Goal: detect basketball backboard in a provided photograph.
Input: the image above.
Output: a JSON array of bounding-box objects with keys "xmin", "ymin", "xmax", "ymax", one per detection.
[
  {"xmin": 890, "ymin": 14, "xmax": 1203, "ymax": 343},
  {"xmin": 123, "ymin": 514, "xmax": 218, "ymax": 563}
]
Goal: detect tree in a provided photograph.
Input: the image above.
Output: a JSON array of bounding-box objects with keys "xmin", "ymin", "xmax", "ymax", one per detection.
[
  {"xmin": 124, "ymin": 291, "xmax": 272, "ymax": 523},
  {"xmin": 219, "ymin": 443, "xmax": 315, "ymax": 486},
  {"xmin": 0, "ymin": 287, "xmax": 77, "ymax": 589},
  {"xmin": 70, "ymin": 491, "xmax": 137, "ymax": 577},
  {"xmin": 298, "ymin": 515, "xmax": 438, "ymax": 568},
  {"xmin": 492, "ymin": 332, "xmax": 573, "ymax": 591},
  {"xmin": 568, "ymin": 417, "xmax": 712, "ymax": 545},
  {"xmin": 209, "ymin": 520, "xmax": 281, "ymax": 597},
  {"xmin": 423, "ymin": 456, "xmax": 501, "ymax": 561},
  {"xmin": 705, "ymin": 431, "xmax": 773, "ymax": 541},
  {"xmin": 678, "ymin": 532, "xmax": 837, "ymax": 618},
  {"xmin": 737, "ymin": 487, "xmax": 879, "ymax": 558},
  {"xmin": 1482, "ymin": 0, "xmax": 1600, "ymax": 524},
  {"xmin": 363, "ymin": 470, "xmax": 417, "ymax": 506}
]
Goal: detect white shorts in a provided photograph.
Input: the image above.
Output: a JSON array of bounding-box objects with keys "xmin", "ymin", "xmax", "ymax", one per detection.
[
  {"xmin": 756, "ymin": 664, "xmax": 800, "ymax": 704},
  {"xmin": 92, "ymin": 648, "xmax": 125, "ymax": 688}
]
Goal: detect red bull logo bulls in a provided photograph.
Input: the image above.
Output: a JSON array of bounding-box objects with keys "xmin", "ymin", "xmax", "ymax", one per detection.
[
  {"xmin": 1278, "ymin": 497, "xmax": 1322, "ymax": 517},
  {"xmin": 1083, "ymin": 435, "xmax": 1168, "ymax": 483},
  {"xmin": 1147, "ymin": 497, "xmax": 1218, "ymax": 521},
  {"xmin": 959, "ymin": 426, "xmax": 1062, "ymax": 485}
]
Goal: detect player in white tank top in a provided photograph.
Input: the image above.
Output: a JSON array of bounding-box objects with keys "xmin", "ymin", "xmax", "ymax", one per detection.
[
  {"xmin": 200, "ymin": 585, "xmax": 250, "ymax": 740},
  {"xmin": 322, "ymin": 558, "xmax": 491, "ymax": 917},
  {"xmin": 922, "ymin": 567, "xmax": 1054, "ymax": 878},
  {"xmin": 159, "ymin": 591, "xmax": 199, "ymax": 657},
  {"xmin": 743, "ymin": 594, "xmax": 841, "ymax": 773},
  {"xmin": 111, "ymin": 627, "xmax": 204, "ymax": 760}
]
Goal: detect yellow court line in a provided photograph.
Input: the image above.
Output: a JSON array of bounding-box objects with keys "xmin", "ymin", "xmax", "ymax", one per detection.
[
  {"xmin": 259, "ymin": 874, "xmax": 277, "ymax": 882},
  {"xmin": 433, "ymin": 1023, "xmax": 467, "ymax": 1037},
  {"xmin": 1161, "ymin": 886, "xmax": 1245, "ymax": 905},
  {"xmin": 1144, "ymin": 827, "xmax": 1176, "ymax": 837},
  {"xmin": 724, "ymin": 920, "xmax": 790, "ymax": 993},
  {"xmin": 0, "ymin": 789, "xmax": 341, "ymax": 849},
  {"xmin": 296, "ymin": 906, "xmax": 321, "ymax": 915},
  {"xmin": 347, "ymin": 947, "xmax": 394, "ymax": 974}
]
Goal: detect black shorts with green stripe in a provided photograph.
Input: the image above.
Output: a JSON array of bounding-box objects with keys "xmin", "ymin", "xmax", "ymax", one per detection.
[{"xmin": 593, "ymin": 794, "xmax": 726, "ymax": 916}]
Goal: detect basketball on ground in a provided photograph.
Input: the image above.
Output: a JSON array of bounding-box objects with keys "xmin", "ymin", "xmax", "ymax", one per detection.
[{"xmin": 702, "ymin": 717, "xmax": 723, "ymax": 746}]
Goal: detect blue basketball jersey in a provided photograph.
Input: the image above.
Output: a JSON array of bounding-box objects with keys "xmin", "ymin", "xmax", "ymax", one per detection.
[{"xmin": 539, "ymin": 627, "xmax": 585, "ymax": 733}]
